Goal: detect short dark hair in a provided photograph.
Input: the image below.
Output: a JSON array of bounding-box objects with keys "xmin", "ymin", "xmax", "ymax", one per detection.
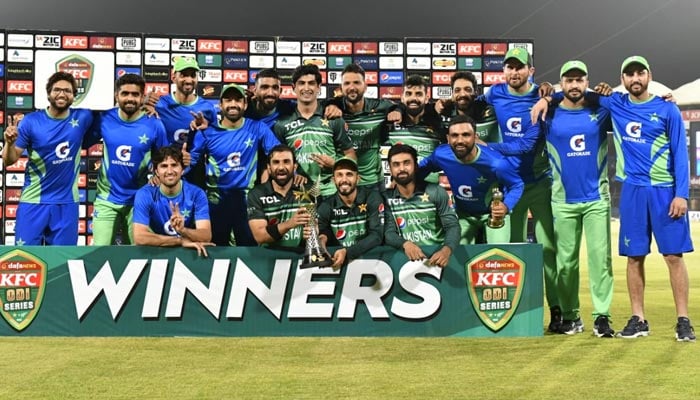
[
  {"xmin": 404, "ymin": 74, "xmax": 427, "ymax": 90},
  {"xmin": 152, "ymin": 146, "xmax": 184, "ymax": 168},
  {"xmin": 448, "ymin": 114, "xmax": 477, "ymax": 132},
  {"xmin": 46, "ymin": 72, "xmax": 77, "ymax": 95},
  {"xmin": 268, "ymin": 144, "xmax": 297, "ymax": 165},
  {"xmin": 292, "ymin": 64, "xmax": 322, "ymax": 86},
  {"xmin": 342, "ymin": 63, "xmax": 365, "ymax": 79},
  {"xmin": 388, "ymin": 143, "xmax": 419, "ymax": 166},
  {"xmin": 255, "ymin": 68, "xmax": 280, "ymax": 83},
  {"xmin": 451, "ymin": 71, "xmax": 478, "ymax": 93},
  {"xmin": 115, "ymin": 73, "xmax": 146, "ymax": 93}
]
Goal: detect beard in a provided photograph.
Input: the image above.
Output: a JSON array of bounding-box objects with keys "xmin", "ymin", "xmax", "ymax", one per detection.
[
  {"xmin": 49, "ymin": 97, "xmax": 72, "ymax": 113},
  {"xmin": 119, "ymin": 101, "xmax": 140, "ymax": 117},
  {"xmin": 271, "ymin": 170, "xmax": 293, "ymax": 187},
  {"xmin": 223, "ymin": 107, "xmax": 243, "ymax": 123},
  {"xmin": 405, "ymin": 102, "xmax": 425, "ymax": 117},
  {"xmin": 625, "ymin": 81, "xmax": 648, "ymax": 96},
  {"xmin": 563, "ymin": 90, "xmax": 583, "ymax": 104},
  {"xmin": 451, "ymin": 143, "xmax": 474, "ymax": 160},
  {"xmin": 393, "ymin": 172, "xmax": 414, "ymax": 186}
]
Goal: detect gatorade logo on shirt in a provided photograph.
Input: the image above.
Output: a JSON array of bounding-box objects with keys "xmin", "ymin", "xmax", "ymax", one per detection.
[
  {"xmin": 625, "ymin": 122, "xmax": 642, "ymax": 138},
  {"xmin": 457, "ymin": 185, "xmax": 474, "ymax": 199},
  {"xmin": 116, "ymin": 145, "xmax": 132, "ymax": 162},
  {"xmin": 569, "ymin": 135, "xmax": 585, "ymax": 152},
  {"xmin": 54, "ymin": 141, "xmax": 71, "ymax": 159}
]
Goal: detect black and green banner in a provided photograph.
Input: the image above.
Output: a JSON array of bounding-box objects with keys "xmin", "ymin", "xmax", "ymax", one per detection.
[{"xmin": 0, "ymin": 244, "xmax": 543, "ymax": 337}]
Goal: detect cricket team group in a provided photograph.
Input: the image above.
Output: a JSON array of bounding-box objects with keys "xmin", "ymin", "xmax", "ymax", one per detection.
[{"xmin": 2, "ymin": 45, "xmax": 694, "ymax": 341}]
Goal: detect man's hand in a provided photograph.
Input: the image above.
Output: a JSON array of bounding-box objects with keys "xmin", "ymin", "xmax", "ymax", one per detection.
[
  {"xmin": 3, "ymin": 115, "xmax": 18, "ymax": 146},
  {"xmin": 428, "ymin": 246, "xmax": 452, "ymax": 268},
  {"xmin": 310, "ymin": 153, "xmax": 334, "ymax": 169},
  {"xmin": 538, "ymin": 82, "xmax": 554, "ymax": 97},
  {"xmin": 293, "ymin": 174, "xmax": 308, "ymax": 186},
  {"xmin": 402, "ymin": 241, "xmax": 426, "ymax": 261},
  {"xmin": 324, "ymin": 104, "xmax": 343, "ymax": 120},
  {"xmin": 143, "ymin": 88, "xmax": 161, "ymax": 118},
  {"xmin": 149, "ymin": 174, "xmax": 161, "ymax": 187},
  {"xmin": 169, "ymin": 201, "xmax": 185, "ymax": 234},
  {"xmin": 661, "ymin": 92, "xmax": 677, "ymax": 103},
  {"xmin": 189, "ymin": 111, "xmax": 208, "ymax": 131},
  {"xmin": 387, "ymin": 110, "xmax": 402, "ymax": 123},
  {"xmin": 530, "ymin": 97, "xmax": 550, "ymax": 124},
  {"xmin": 291, "ymin": 207, "xmax": 312, "ymax": 230},
  {"xmin": 490, "ymin": 200, "xmax": 508, "ymax": 220},
  {"xmin": 331, "ymin": 248, "xmax": 347, "ymax": 269},
  {"xmin": 434, "ymin": 99, "xmax": 447, "ymax": 115},
  {"xmin": 669, "ymin": 197, "xmax": 688, "ymax": 219},
  {"xmin": 181, "ymin": 142, "xmax": 191, "ymax": 167},
  {"xmin": 181, "ymin": 239, "xmax": 215, "ymax": 257},
  {"xmin": 593, "ymin": 82, "xmax": 613, "ymax": 96}
]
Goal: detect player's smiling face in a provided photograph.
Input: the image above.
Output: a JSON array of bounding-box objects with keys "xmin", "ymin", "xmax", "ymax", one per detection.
[
  {"xmin": 452, "ymin": 79, "xmax": 476, "ymax": 111},
  {"xmin": 174, "ymin": 69, "xmax": 198, "ymax": 97},
  {"xmin": 156, "ymin": 156, "xmax": 183, "ymax": 188},
  {"xmin": 254, "ymin": 77, "xmax": 281, "ymax": 111},
  {"xmin": 341, "ymin": 72, "xmax": 366, "ymax": 104},
  {"xmin": 293, "ymin": 74, "xmax": 320, "ymax": 105},
  {"xmin": 561, "ymin": 71, "xmax": 588, "ymax": 104},
  {"xmin": 448, "ymin": 122, "xmax": 477, "ymax": 160},
  {"xmin": 116, "ymin": 84, "xmax": 144, "ymax": 117},
  {"xmin": 333, "ymin": 168, "xmax": 359, "ymax": 196},
  {"xmin": 389, "ymin": 152, "xmax": 416, "ymax": 186},
  {"xmin": 48, "ymin": 80, "xmax": 75, "ymax": 112},
  {"xmin": 268, "ymin": 150, "xmax": 296, "ymax": 187},
  {"xmin": 504, "ymin": 60, "xmax": 533, "ymax": 91},
  {"xmin": 622, "ymin": 66, "xmax": 651, "ymax": 97},
  {"xmin": 401, "ymin": 85, "xmax": 428, "ymax": 117}
]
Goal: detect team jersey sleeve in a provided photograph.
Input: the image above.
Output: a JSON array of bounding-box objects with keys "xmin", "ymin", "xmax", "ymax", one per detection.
[
  {"xmin": 417, "ymin": 149, "xmax": 442, "ymax": 180},
  {"xmin": 132, "ymin": 187, "xmax": 153, "ymax": 226},
  {"xmin": 246, "ymin": 188, "xmax": 267, "ymax": 220},
  {"xmin": 494, "ymin": 158, "xmax": 525, "ymax": 212},
  {"xmin": 153, "ymin": 120, "xmax": 169, "ymax": 150},
  {"xmin": 668, "ymin": 104, "xmax": 690, "ymax": 198},
  {"xmin": 346, "ymin": 191, "xmax": 384, "ymax": 260},
  {"xmin": 193, "ymin": 187, "xmax": 211, "ymax": 222},
  {"xmin": 489, "ymin": 121, "xmax": 542, "ymax": 155},
  {"xmin": 432, "ymin": 186, "xmax": 460, "ymax": 251},
  {"xmin": 382, "ymin": 196, "xmax": 405, "ymax": 250},
  {"xmin": 258, "ymin": 122, "xmax": 282, "ymax": 155},
  {"xmin": 14, "ymin": 114, "xmax": 33, "ymax": 150},
  {"xmin": 316, "ymin": 199, "xmax": 334, "ymax": 243},
  {"xmin": 187, "ymin": 127, "xmax": 207, "ymax": 173},
  {"xmin": 332, "ymin": 118, "xmax": 354, "ymax": 151}
]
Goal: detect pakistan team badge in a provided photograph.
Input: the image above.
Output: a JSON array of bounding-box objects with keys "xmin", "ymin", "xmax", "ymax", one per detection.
[
  {"xmin": 56, "ymin": 54, "xmax": 94, "ymax": 106},
  {"xmin": 466, "ymin": 248, "xmax": 524, "ymax": 332},
  {"xmin": 0, "ymin": 249, "xmax": 47, "ymax": 332}
]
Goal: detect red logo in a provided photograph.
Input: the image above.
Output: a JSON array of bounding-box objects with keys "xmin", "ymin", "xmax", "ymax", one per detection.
[
  {"xmin": 78, "ymin": 174, "xmax": 87, "ymax": 188},
  {"xmin": 354, "ymin": 42, "xmax": 378, "ymax": 55},
  {"xmin": 223, "ymin": 40, "xmax": 248, "ymax": 53},
  {"xmin": 7, "ymin": 81, "xmax": 33, "ymax": 94},
  {"xmin": 145, "ymin": 83, "xmax": 170, "ymax": 95},
  {"xmin": 432, "ymin": 72, "xmax": 453, "ymax": 85},
  {"xmin": 5, "ymin": 189, "xmax": 22, "ymax": 202},
  {"xmin": 0, "ymin": 111, "xmax": 4, "ymax": 124},
  {"xmin": 280, "ymin": 86, "xmax": 296, "ymax": 99},
  {"xmin": 458, "ymin": 42, "xmax": 482, "ymax": 56},
  {"xmin": 379, "ymin": 86, "xmax": 401, "ymax": 100},
  {"xmin": 223, "ymin": 70, "xmax": 248, "ymax": 83},
  {"xmin": 365, "ymin": 71, "xmax": 378, "ymax": 85},
  {"xmin": 62, "ymin": 36, "xmax": 88, "ymax": 49},
  {"xmin": 319, "ymin": 71, "xmax": 327, "ymax": 84},
  {"xmin": 5, "ymin": 205, "xmax": 18, "ymax": 218},
  {"xmin": 484, "ymin": 43, "xmax": 507, "ymax": 55},
  {"xmin": 198, "ymin": 39, "xmax": 222, "ymax": 52},
  {"xmin": 328, "ymin": 42, "xmax": 352, "ymax": 55},
  {"xmin": 483, "ymin": 72, "xmax": 506, "ymax": 85},
  {"xmin": 89, "ymin": 36, "xmax": 115, "ymax": 49},
  {"xmin": 6, "ymin": 158, "xmax": 27, "ymax": 172},
  {"xmin": 78, "ymin": 220, "xmax": 86, "ymax": 234}
]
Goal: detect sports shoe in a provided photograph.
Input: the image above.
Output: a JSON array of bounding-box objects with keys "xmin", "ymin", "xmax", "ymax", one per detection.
[
  {"xmin": 547, "ymin": 306, "xmax": 562, "ymax": 333},
  {"xmin": 593, "ymin": 315, "xmax": 615, "ymax": 338},
  {"xmin": 559, "ymin": 318, "xmax": 584, "ymax": 335},
  {"xmin": 675, "ymin": 317, "xmax": 696, "ymax": 342},
  {"xmin": 617, "ymin": 315, "xmax": 649, "ymax": 338}
]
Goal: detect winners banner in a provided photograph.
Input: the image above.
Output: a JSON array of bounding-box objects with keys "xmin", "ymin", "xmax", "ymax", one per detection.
[{"xmin": 0, "ymin": 244, "xmax": 542, "ymax": 337}]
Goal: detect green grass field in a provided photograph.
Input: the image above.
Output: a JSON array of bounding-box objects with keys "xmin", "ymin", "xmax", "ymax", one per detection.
[{"xmin": 1, "ymin": 221, "xmax": 699, "ymax": 399}]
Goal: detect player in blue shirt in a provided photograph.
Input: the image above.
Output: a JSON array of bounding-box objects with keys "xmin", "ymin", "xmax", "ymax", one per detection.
[
  {"xmin": 543, "ymin": 61, "xmax": 614, "ymax": 337},
  {"xmin": 419, "ymin": 115, "xmax": 524, "ymax": 244},
  {"xmin": 189, "ymin": 83, "xmax": 281, "ymax": 247},
  {"xmin": 133, "ymin": 146, "xmax": 213, "ymax": 256},
  {"xmin": 91, "ymin": 73, "xmax": 168, "ymax": 245},
  {"xmin": 2, "ymin": 72, "xmax": 95, "ymax": 245},
  {"xmin": 482, "ymin": 48, "xmax": 560, "ymax": 332}
]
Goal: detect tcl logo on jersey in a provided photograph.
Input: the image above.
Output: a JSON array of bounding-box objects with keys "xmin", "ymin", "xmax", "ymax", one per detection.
[
  {"xmin": 54, "ymin": 141, "xmax": 71, "ymax": 159},
  {"xmin": 145, "ymin": 83, "xmax": 169, "ymax": 95},
  {"xmin": 569, "ymin": 134, "xmax": 586, "ymax": 151},
  {"xmin": 172, "ymin": 39, "xmax": 197, "ymax": 52},
  {"xmin": 328, "ymin": 42, "xmax": 352, "ymax": 55},
  {"xmin": 7, "ymin": 81, "xmax": 33, "ymax": 94},
  {"xmin": 432, "ymin": 72, "xmax": 453, "ymax": 85},
  {"xmin": 458, "ymin": 42, "xmax": 482, "ymax": 56},
  {"xmin": 303, "ymin": 41, "xmax": 327, "ymax": 54},
  {"xmin": 116, "ymin": 145, "xmax": 132, "ymax": 162},
  {"xmin": 625, "ymin": 122, "xmax": 642, "ymax": 138},
  {"xmin": 35, "ymin": 35, "xmax": 61, "ymax": 48},
  {"xmin": 483, "ymin": 72, "xmax": 506, "ymax": 85},
  {"xmin": 224, "ymin": 40, "xmax": 248, "ymax": 53},
  {"xmin": 62, "ymin": 36, "xmax": 88, "ymax": 49},
  {"xmin": 223, "ymin": 70, "xmax": 248, "ymax": 83},
  {"xmin": 198, "ymin": 39, "xmax": 222, "ymax": 52}
]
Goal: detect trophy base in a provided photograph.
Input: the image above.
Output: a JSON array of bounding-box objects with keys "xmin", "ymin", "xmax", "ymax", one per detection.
[
  {"xmin": 299, "ymin": 250, "xmax": 334, "ymax": 269},
  {"xmin": 299, "ymin": 259, "xmax": 334, "ymax": 269}
]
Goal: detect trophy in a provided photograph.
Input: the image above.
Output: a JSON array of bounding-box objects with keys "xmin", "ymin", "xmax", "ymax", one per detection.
[
  {"xmin": 487, "ymin": 187, "xmax": 506, "ymax": 229},
  {"xmin": 298, "ymin": 176, "xmax": 333, "ymax": 269}
]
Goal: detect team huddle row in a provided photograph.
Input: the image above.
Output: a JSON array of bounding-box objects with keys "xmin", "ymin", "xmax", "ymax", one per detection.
[{"xmin": 1, "ymin": 47, "xmax": 694, "ymax": 340}]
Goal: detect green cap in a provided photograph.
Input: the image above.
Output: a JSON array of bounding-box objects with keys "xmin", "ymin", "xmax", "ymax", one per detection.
[
  {"xmin": 333, "ymin": 157, "xmax": 358, "ymax": 172},
  {"xmin": 560, "ymin": 60, "xmax": 588, "ymax": 77},
  {"xmin": 173, "ymin": 57, "xmax": 200, "ymax": 72},
  {"xmin": 220, "ymin": 83, "xmax": 246, "ymax": 99},
  {"xmin": 620, "ymin": 55, "xmax": 650, "ymax": 74},
  {"xmin": 503, "ymin": 48, "xmax": 532, "ymax": 66}
]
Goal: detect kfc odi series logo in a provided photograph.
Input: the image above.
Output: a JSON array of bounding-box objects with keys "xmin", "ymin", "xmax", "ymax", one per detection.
[
  {"xmin": 0, "ymin": 250, "xmax": 47, "ymax": 331},
  {"xmin": 466, "ymin": 248, "xmax": 524, "ymax": 332}
]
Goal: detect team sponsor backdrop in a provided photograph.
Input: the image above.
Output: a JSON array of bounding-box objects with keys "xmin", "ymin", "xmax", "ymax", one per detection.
[
  {"xmin": 0, "ymin": 29, "xmax": 534, "ymax": 244},
  {"xmin": 0, "ymin": 244, "xmax": 543, "ymax": 337}
]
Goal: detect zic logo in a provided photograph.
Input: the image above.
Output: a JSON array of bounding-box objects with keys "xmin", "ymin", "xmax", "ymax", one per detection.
[
  {"xmin": 396, "ymin": 217, "xmax": 407, "ymax": 229},
  {"xmin": 336, "ymin": 229, "xmax": 347, "ymax": 240},
  {"xmin": 569, "ymin": 134, "xmax": 586, "ymax": 151},
  {"xmin": 507, "ymin": 117, "xmax": 522, "ymax": 133},
  {"xmin": 54, "ymin": 141, "xmax": 70, "ymax": 159},
  {"xmin": 0, "ymin": 249, "xmax": 48, "ymax": 332},
  {"xmin": 457, "ymin": 185, "xmax": 473, "ymax": 198},
  {"xmin": 227, "ymin": 152, "xmax": 241, "ymax": 167},
  {"xmin": 116, "ymin": 145, "xmax": 132, "ymax": 162},
  {"xmin": 163, "ymin": 221, "xmax": 178, "ymax": 236},
  {"xmin": 625, "ymin": 122, "xmax": 642, "ymax": 138}
]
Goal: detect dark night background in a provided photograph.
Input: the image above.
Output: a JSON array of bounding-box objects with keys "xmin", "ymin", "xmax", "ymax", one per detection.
[{"xmin": 1, "ymin": 0, "xmax": 699, "ymax": 89}]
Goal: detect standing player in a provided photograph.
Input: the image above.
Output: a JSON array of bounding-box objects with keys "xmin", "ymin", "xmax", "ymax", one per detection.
[
  {"xmin": 543, "ymin": 61, "xmax": 614, "ymax": 337},
  {"xmin": 245, "ymin": 69, "xmax": 297, "ymax": 128},
  {"xmin": 133, "ymin": 146, "xmax": 213, "ymax": 256},
  {"xmin": 316, "ymin": 158, "xmax": 384, "ymax": 269},
  {"xmin": 419, "ymin": 115, "xmax": 524, "ymax": 244},
  {"xmin": 383, "ymin": 144, "xmax": 460, "ymax": 267},
  {"xmin": 385, "ymin": 75, "xmax": 444, "ymax": 184},
  {"xmin": 189, "ymin": 83, "xmax": 281, "ymax": 247},
  {"xmin": 274, "ymin": 64, "xmax": 356, "ymax": 198},
  {"xmin": 91, "ymin": 73, "xmax": 168, "ymax": 245},
  {"xmin": 2, "ymin": 72, "xmax": 95, "ymax": 245}
]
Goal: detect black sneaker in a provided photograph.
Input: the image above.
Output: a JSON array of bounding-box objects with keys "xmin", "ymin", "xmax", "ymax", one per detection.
[
  {"xmin": 675, "ymin": 317, "xmax": 696, "ymax": 342},
  {"xmin": 559, "ymin": 318, "xmax": 584, "ymax": 335},
  {"xmin": 593, "ymin": 315, "xmax": 615, "ymax": 338},
  {"xmin": 617, "ymin": 315, "xmax": 649, "ymax": 338},
  {"xmin": 547, "ymin": 306, "xmax": 563, "ymax": 333}
]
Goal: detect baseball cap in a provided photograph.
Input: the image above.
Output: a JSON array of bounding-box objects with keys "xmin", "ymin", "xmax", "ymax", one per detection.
[
  {"xmin": 333, "ymin": 157, "xmax": 358, "ymax": 172},
  {"xmin": 220, "ymin": 83, "xmax": 246, "ymax": 99},
  {"xmin": 560, "ymin": 60, "xmax": 588, "ymax": 77},
  {"xmin": 173, "ymin": 57, "xmax": 200, "ymax": 72},
  {"xmin": 503, "ymin": 48, "xmax": 532, "ymax": 66},
  {"xmin": 620, "ymin": 55, "xmax": 650, "ymax": 74}
]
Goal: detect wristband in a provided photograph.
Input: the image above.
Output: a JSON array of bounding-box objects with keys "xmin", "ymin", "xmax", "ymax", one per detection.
[{"xmin": 266, "ymin": 224, "xmax": 283, "ymax": 241}]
